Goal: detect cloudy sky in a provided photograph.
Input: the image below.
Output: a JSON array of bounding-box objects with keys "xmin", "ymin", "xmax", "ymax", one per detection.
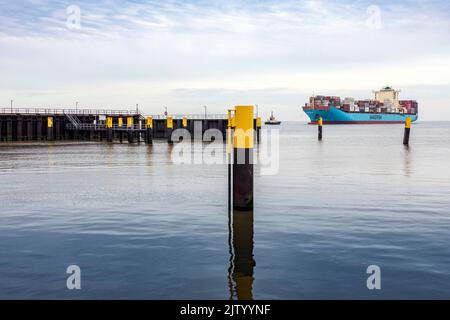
[{"xmin": 0, "ymin": 0, "xmax": 449, "ymax": 120}]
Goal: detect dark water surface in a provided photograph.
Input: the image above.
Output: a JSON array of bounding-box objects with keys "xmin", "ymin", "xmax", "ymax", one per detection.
[{"xmin": 1, "ymin": 122, "xmax": 450, "ymax": 299}]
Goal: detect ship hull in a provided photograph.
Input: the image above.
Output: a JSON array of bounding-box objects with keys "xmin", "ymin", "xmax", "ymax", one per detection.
[{"xmin": 304, "ymin": 107, "xmax": 418, "ymax": 124}]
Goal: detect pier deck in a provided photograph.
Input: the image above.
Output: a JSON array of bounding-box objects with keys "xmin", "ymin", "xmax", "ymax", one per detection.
[{"xmin": 0, "ymin": 108, "xmax": 242, "ymax": 143}]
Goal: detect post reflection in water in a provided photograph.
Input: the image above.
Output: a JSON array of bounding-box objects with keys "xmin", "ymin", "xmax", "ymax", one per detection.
[{"xmin": 228, "ymin": 209, "xmax": 255, "ymax": 300}]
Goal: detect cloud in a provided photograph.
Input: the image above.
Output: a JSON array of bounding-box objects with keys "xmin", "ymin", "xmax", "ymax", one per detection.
[{"xmin": 0, "ymin": 0, "xmax": 449, "ymax": 120}]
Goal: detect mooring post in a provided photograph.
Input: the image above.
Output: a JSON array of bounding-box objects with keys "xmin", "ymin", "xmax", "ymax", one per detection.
[
  {"xmin": 146, "ymin": 116, "xmax": 153, "ymax": 144},
  {"xmin": 233, "ymin": 106, "xmax": 254, "ymax": 211},
  {"xmin": 318, "ymin": 117, "xmax": 323, "ymax": 141},
  {"xmin": 106, "ymin": 117, "xmax": 113, "ymax": 142},
  {"xmin": 127, "ymin": 116, "xmax": 133, "ymax": 144},
  {"xmin": 118, "ymin": 117, "xmax": 123, "ymax": 143},
  {"xmin": 256, "ymin": 117, "xmax": 261, "ymax": 144},
  {"xmin": 403, "ymin": 116, "xmax": 411, "ymax": 146},
  {"xmin": 47, "ymin": 116, "xmax": 54, "ymax": 141},
  {"xmin": 167, "ymin": 116, "xmax": 173, "ymax": 144}
]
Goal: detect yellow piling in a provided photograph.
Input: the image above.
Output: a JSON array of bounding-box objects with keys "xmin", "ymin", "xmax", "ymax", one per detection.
[
  {"xmin": 256, "ymin": 117, "xmax": 261, "ymax": 144},
  {"xmin": 403, "ymin": 116, "xmax": 411, "ymax": 145},
  {"xmin": 233, "ymin": 105, "xmax": 254, "ymax": 210},
  {"xmin": 145, "ymin": 116, "xmax": 153, "ymax": 144},
  {"xmin": 47, "ymin": 117, "xmax": 54, "ymax": 141},
  {"xmin": 318, "ymin": 117, "xmax": 323, "ymax": 141},
  {"xmin": 106, "ymin": 117, "xmax": 113, "ymax": 142},
  {"xmin": 167, "ymin": 116, "xmax": 173, "ymax": 143}
]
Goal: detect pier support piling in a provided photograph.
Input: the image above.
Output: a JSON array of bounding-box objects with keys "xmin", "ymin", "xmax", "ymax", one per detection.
[
  {"xmin": 6, "ymin": 118, "xmax": 12, "ymax": 141},
  {"xmin": 17, "ymin": 117, "xmax": 23, "ymax": 141},
  {"xmin": 47, "ymin": 117, "xmax": 54, "ymax": 141},
  {"xmin": 233, "ymin": 106, "xmax": 254, "ymax": 211},
  {"xmin": 403, "ymin": 116, "xmax": 411, "ymax": 146},
  {"xmin": 106, "ymin": 117, "xmax": 113, "ymax": 142},
  {"xmin": 256, "ymin": 117, "xmax": 261, "ymax": 144},
  {"xmin": 167, "ymin": 116, "xmax": 173, "ymax": 144},
  {"xmin": 146, "ymin": 117, "xmax": 153, "ymax": 144},
  {"xmin": 318, "ymin": 117, "xmax": 323, "ymax": 141}
]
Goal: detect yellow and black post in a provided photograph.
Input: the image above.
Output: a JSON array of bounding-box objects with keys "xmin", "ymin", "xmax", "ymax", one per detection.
[
  {"xmin": 256, "ymin": 117, "xmax": 261, "ymax": 144},
  {"xmin": 106, "ymin": 116, "xmax": 113, "ymax": 142},
  {"xmin": 403, "ymin": 116, "xmax": 412, "ymax": 146},
  {"xmin": 233, "ymin": 106, "xmax": 254, "ymax": 210},
  {"xmin": 167, "ymin": 116, "xmax": 173, "ymax": 144},
  {"xmin": 118, "ymin": 117, "xmax": 123, "ymax": 143},
  {"xmin": 47, "ymin": 116, "xmax": 53, "ymax": 141},
  {"xmin": 146, "ymin": 116, "xmax": 153, "ymax": 144},
  {"xmin": 127, "ymin": 116, "xmax": 134, "ymax": 144},
  {"xmin": 318, "ymin": 116, "xmax": 323, "ymax": 141}
]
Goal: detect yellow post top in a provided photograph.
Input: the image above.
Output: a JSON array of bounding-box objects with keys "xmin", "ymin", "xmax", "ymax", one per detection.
[
  {"xmin": 118, "ymin": 117, "xmax": 123, "ymax": 127},
  {"xmin": 233, "ymin": 105, "xmax": 254, "ymax": 149},
  {"xmin": 127, "ymin": 117, "xmax": 133, "ymax": 128},
  {"xmin": 256, "ymin": 117, "xmax": 262, "ymax": 128},
  {"xmin": 405, "ymin": 117, "xmax": 412, "ymax": 129},
  {"xmin": 146, "ymin": 116, "xmax": 153, "ymax": 129},
  {"xmin": 227, "ymin": 110, "xmax": 233, "ymax": 128},
  {"xmin": 318, "ymin": 117, "xmax": 323, "ymax": 126},
  {"xmin": 106, "ymin": 117, "xmax": 113, "ymax": 129},
  {"xmin": 182, "ymin": 117, "xmax": 188, "ymax": 128},
  {"xmin": 47, "ymin": 117, "xmax": 53, "ymax": 128},
  {"xmin": 167, "ymin": 116, "xmax": 173, "ymax": 129}
]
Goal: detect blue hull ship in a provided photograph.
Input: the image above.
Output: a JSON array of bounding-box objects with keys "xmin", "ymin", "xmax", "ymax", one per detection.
[
  {"xmin": 304, "ymin": 107, "xmax": 418, "ymax": 124},
  {"xmin": 303, "ymin": 87, "xmax": 419, "ymax": 124}
]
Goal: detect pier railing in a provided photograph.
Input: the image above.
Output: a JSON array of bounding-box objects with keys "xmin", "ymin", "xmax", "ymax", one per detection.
[
  {"xmin": 65, "ymin": 123, "xmax": 146, "ymax": 131},
  {"xmin": 0, "ymin": 108, "xmax": 228, "ymax": 120},
  {"xmin": 0, "ymin": 108, "xmax": 137, "ymax": 115},
  {"xmin": 149, "ymin": 114, "xmax": 228, "ymax": 120}
]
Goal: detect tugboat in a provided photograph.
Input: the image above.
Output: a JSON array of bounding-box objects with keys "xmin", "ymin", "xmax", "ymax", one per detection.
[{"xmin": 265, "ymin": 111, "xmax": 281, "ymax": 125}]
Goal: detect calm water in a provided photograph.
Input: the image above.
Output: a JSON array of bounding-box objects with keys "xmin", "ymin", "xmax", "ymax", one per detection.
[{"xmin": 1, "ymin": 122, "xmax": 450, "ymax": 299}]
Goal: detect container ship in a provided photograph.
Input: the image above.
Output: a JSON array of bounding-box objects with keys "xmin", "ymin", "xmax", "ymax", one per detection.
[{"xmin": 303, "ymin": 87, "xmax": 418, "ymax": 124}]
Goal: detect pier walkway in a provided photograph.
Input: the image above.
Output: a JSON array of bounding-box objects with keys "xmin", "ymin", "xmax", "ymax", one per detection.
[{"xmin": 0, "ymin": 108, "xmax": 237, "ymax": 143}]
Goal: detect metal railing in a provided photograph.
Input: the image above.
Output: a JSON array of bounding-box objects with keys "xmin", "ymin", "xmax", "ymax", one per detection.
[
  {"xmin": 148, "ymin": 114, "xmax": 228, "ymax": 120},
  {"xmin": 0, "ymin": 108, "xmax": 137, "ymax": 115},
  {"xmin": 65, "ymin": 123, "xmax": 146, "ymax": 131},
  {"xmin": 0, "ymin": 108, "xmax": 228, "ymax": 120},
  {"xmin": 65, "ymin": 114, "xmax": 81, "ymax": 129}
]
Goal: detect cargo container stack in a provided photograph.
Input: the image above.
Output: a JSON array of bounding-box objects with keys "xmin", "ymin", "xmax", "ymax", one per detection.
[{"xmin": 399, "ymin": 100, "xmax": 419, "ymax": 115}]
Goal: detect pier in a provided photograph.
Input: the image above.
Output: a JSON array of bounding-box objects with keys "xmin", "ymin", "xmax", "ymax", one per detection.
[{"xmin": 0, "ymin": 108, "xmax": 258, "ymax": 143}]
